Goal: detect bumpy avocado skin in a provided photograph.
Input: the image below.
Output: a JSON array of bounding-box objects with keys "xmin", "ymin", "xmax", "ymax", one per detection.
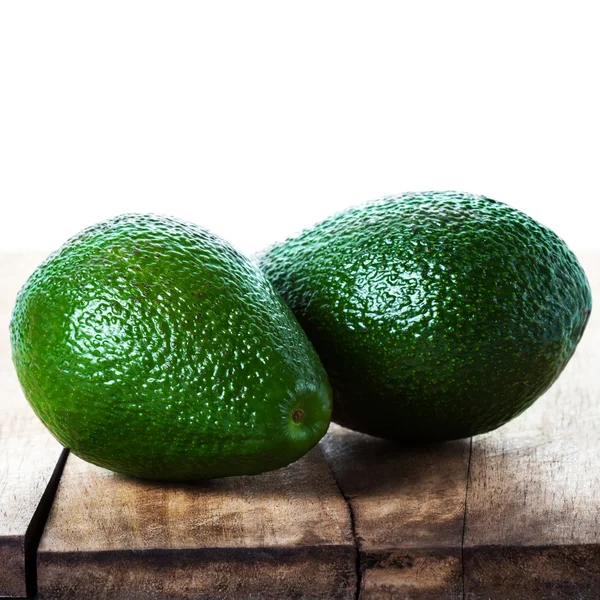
[
  {"xmin": 11, "ymin": 214, "xmax": 332, "ymax": 479},
  {"xmin": 259, "ymin": 192, "xmax": 592, "ymax": 442}
]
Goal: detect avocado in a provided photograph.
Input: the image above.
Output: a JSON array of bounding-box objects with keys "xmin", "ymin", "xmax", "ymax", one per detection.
[
  {"xmin": 259, "ymin": 191, "xmax": 592, "ymax": 442},
  {"xmin": 11, "ymin": 214, "xmax": 332, "ymax": 479}
]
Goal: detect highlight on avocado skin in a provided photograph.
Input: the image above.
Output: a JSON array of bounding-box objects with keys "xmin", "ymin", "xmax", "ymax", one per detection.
[
  {"xmin": 259, "ymin": 191, "xmax": 592, "ymax": 442},
  {"xmin": 10, "ymin": 213, "xmax": 332, "ymax": 480}
]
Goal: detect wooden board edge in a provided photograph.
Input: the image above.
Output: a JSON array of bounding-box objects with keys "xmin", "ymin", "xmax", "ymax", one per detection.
[
  {"xmin": 463, "ymin": 544, "xmax": 600, "ymax": 600},
  {"xmin": 358, "ymin": 547, "xmax": 463, "ymax": 600},
  {"xmin": 0, "ymin": 536, "xmax": 26, "ymax": 598},
  {"xmin": 37, "ymin": 545, "xmax": 357, "ymax": 600}
]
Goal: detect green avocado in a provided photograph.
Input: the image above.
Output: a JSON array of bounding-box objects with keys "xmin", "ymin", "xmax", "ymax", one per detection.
[
  {"xmin": 259, "ymin": 191, "xmax": 592, "ymax": 442},
  {"xmin": 11, "ymin": 214, "xmax": 331, "ymax": 480}
]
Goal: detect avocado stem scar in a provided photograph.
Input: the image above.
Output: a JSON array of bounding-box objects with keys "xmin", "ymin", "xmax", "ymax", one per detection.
[{"xmin": 292, "ymin": 408, "xmax": 304, "ymax": 423}]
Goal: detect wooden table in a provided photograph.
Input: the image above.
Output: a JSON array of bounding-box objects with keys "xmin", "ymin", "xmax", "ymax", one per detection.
[{"xmin": 1, "ymin": 252, "xmax": 598, "ymax": 600}]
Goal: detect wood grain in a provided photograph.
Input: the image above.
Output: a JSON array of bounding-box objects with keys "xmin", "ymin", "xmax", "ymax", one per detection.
[
  {"xmin": 0, "ymin": 253, "xmax": 67, "ymax": 598},
  {"xmin": 322, "ymin": 427, "xmax": 470, "ymax": 599},
  {"xmin": 37, "ymin": 446, "xmax": 356, "ymax": 599},
  {"xmin": 3, "ymin": 251, "xmax": 600, "ymax": 599},
  {"xmin": 463, "ymin": 251, "xmax": 600, "ymax": 599}
]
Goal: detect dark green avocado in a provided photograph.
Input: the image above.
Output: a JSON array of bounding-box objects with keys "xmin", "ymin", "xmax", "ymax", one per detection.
[
  {"xmin": 11, "ymin": 214, "xmax": 332, "ymax": 479},
  {"xmin": 259, "ymin": 191, "xmax": 592, "ymax": 442}
]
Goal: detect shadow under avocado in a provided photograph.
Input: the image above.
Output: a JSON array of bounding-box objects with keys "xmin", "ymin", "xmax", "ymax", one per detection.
[
  {"xmin": 320, "ymin": 425, "xmax": 471, "ymax": 499},
  {"xmin": 109, "ymin": 444, "xmax": 340, "ymax": 501}
]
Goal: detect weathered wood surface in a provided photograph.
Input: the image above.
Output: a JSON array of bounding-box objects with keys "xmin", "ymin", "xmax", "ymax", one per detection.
[
  {"xmin": 0, "ymin": 253, "xmax": 67, "ymax": 598},
  {"xmin": 322, "ymin": 430, "xmax": 470, "ymax": 599},
  {"xmin": 1, "ymin": 252, "xmax": 599, "ymax": 599},
  {"xmin": 36, "ymin": 448, "xmax": 356, "ymax": 600},
  {"xmin": 463, "ymin": 253, "xmax": 600, "ymax": 599}
]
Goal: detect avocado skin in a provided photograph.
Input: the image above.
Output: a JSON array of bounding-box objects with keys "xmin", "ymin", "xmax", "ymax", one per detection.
[
  {"xmin": 259, "ymin": 192, "xmax": 592, "ymax": 442},
  {"xmin": 11, "ymin": 214, "xmax": 332, "ymax": 479}
]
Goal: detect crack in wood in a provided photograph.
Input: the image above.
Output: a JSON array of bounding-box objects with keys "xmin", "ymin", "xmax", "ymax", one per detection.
[
  {"xmin": 325, "ymin": 453, "xmax": 362, "ymax": 600},
  {"xmin": 24, "ymin": 448, "xmax": 69, "ymax": 597},
  {"xmin": 461, "ymin": 437, "xmax": 473, "ymax": 600}
]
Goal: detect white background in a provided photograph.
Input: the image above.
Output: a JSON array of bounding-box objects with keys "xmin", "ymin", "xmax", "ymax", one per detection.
[{"xmin": 0, "ymin": 2, "xmax": 598, "ymax": 255}]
